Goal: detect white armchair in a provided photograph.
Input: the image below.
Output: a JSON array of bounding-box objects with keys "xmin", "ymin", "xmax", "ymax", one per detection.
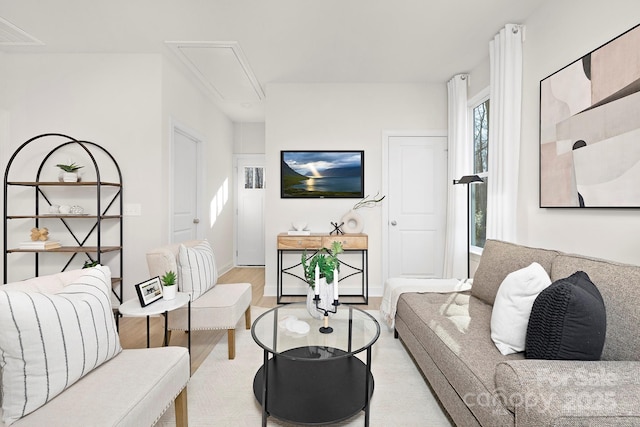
[{"xmin": 146, "ymin": 240, "xmax": 252, "ymax": 359}]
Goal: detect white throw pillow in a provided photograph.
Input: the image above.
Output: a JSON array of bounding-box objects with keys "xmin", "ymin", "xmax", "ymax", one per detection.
[
  {"xmin": 177, "ymin": 240, "xmax": 218, "ymax": 300},
  {"xmin": 490, "ymin": 262, "xmax": 552, "ymax": 355},
  {"xmin": 0, "ymin": 266, "xmax": 122, "ymax": 425}
]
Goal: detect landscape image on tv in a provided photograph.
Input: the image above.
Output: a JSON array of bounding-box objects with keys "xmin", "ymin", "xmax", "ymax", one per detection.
[{"xmin": 281, "ymin": 150, "xmax": 364, "ymax": 198}]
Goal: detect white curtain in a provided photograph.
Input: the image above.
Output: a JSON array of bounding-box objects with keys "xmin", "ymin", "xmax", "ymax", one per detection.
[
  {"xmin": 443, "ymin": 74, "xmax": 470, "ymax": 279},
  {"xmin": 486, "ymin": 24, "xmax": 524, "ymax": 243}
]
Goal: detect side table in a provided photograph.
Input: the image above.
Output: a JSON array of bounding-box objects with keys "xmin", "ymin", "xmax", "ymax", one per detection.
[{"xmin": 119, "ymin": 292, "xmax": 191, "ymax": 357}]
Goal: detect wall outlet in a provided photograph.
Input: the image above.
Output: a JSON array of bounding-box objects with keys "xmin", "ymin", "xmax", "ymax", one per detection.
[{"xmin": 123, "ymin": 203, "xmax": 142, "ymax": 216}]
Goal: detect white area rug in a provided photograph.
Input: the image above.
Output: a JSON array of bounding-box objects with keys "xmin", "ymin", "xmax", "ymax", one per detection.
[{"xmin": 155, "ymin": 307, "xmax": 452, "ymax": 426}]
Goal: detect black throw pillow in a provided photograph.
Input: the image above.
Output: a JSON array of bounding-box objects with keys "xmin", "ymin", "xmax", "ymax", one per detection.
[{"xmin": 525, "ymin": 271, "xmax": 606, "ymax": 360}]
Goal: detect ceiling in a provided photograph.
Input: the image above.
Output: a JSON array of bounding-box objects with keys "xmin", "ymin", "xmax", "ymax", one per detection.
[{"xmin": 0, "ymin": 0, "xmax": 548, "ymax": 122}]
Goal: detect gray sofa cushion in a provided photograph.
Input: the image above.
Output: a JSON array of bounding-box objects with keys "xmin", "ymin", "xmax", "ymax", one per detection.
[
  {"xmin": 396, "ymin": 292, "xmax": 519, "ymax": 426},
  {"xmin": 551, "ymin": 254, "xmax": 640, "ymax": 361},
  {"xmin": 473, "ymin": 240, "xmax": 559, "ymax": 305}
]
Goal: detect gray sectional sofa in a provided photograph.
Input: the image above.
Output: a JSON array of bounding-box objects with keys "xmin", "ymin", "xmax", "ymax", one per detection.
[{"xmin": 394, "ymin": 239, "xmax": 640, "ymax": 426}]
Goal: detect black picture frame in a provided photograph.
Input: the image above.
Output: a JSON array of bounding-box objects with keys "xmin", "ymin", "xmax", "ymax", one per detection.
[
  {"xmin": 281, "ymin": 150, "xmax": 364, "ymax": 198},
  {"xmin": 539, "ymin": 23, "xmax": 640, "ymax": 208},
  {"xmin": 135, "ymin": 276, "xmax": 163, "ymax": 307}
]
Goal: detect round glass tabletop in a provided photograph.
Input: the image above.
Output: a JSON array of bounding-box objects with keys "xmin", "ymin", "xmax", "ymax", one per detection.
[{"xmin": 251, "ymin": 302, "xmax": 380, "ymax": 359}]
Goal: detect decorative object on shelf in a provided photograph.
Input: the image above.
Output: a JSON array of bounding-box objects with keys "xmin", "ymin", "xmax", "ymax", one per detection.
[
  {"xmin": 70, "ymin": 205, "xmax": 84, "ymax": 214},
  {"xmin": 341, "ymin": 210, "xmax": 363, "ymax": 234},
  {"xmin": 49, "ymin": 204, "xmax": 60, "ymax": 214},
  {"xmin": 19, "ymin": 240, "xmax": 61, "ymax": 250},
  {"xmin": 291, "ymin": 221, "xmax": 307, "ymax": 231},
  {"xmin": 135, "ymin": 276, "xmax": 163, "ymax": 307},
  {"xmin": 330, "ymin": 221, "xmax": 344, "ymax": 235},
  {"xmin": 56, "ymin": 162, "xmax": 84, "ymax": 182},
  {"xmin": 301, "ymin": 241, "xmax": 343, "ymax": 324},
  {"xmin": 352, "ymin": 191, "xmax": 386, "ymax": 210},
  {"xmin": 30, "ymin": 227, "xmax": 49, "ymax": 241},
  {"xmin": 58, "ymin": 205, "xmax": 71, "ymax": 214},
  {"xmin": 288, "ymin": 220, "xmax": 310, "ymax": 235},
  {"xmin": 161, "ymin": 270, "xmax": 177, "ymax": 301},
  {"xmin": 341, "ymin": 191, "xmax": 386, "ymax": 234}
]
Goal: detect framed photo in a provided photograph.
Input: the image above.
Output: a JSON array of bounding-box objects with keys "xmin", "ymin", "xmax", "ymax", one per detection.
[
  {"xmin": 135, "ymin": 277, "xmax": 163, "ymax": 307},
  {"xmin": 281, "ymin": 150, "xmax": 364, "ymax": 198},
  {"xmin": 540, "ymin": 23, "xmax": 640, "ymax": 207}
]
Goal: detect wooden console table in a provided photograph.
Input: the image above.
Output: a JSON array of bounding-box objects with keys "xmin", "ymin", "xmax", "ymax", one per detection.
[{"xmin": 277, "ymin": 233, "xmax": 368, "ymax": 304}]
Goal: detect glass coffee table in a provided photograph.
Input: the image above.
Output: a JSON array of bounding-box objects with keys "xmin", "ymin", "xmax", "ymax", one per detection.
[{"xmin": 251, "ymin": 303, "xmax": 380, "ymax": 426}]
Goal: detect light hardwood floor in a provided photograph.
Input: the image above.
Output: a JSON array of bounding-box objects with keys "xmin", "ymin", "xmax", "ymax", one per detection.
[{"xmin": 118, "ymin": 267, "xmax": 381, "ymax": 374}]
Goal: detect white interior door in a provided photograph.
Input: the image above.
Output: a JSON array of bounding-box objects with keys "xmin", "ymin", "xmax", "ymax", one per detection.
[
  {"xmin": 172, "ymin": 127, "xmax": 200, "ymax": 243},
  {"xmin": 386, "ymin": 135, "xmax": 447, "ymax": 278},
  {"xmin": 236, "ymin": 155, "xmax": 265, "ymax": 265}
]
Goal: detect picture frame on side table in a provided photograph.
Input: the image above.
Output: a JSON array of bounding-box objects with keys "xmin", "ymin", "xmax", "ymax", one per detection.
[{"xmin": 135, "ymin": 277, "xmax": 163, "ymax": 307}]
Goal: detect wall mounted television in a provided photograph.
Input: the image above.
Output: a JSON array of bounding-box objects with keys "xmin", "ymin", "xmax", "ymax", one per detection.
[{"xmin": 281, "ymin": 150, "xmax": 364, "ymax": 198}]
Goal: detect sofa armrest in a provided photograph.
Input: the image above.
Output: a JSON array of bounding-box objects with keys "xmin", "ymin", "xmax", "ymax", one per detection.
[
  {"xmin": 146, "ymin": 240, "xmax": 204, "ymax": 278},
  {"xmin": 495, "ymin": 360, "xmax": 640, "ymax": 426}
]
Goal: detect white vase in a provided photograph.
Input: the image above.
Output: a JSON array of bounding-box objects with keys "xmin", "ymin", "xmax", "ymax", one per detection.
[
  {"xmin": 306, "ymin": 278, "xmax": 335, "ymax": 319},
  {"xmin": 163, "ymin": 285, "xmax": 177, "ymax": 301},
  {"xmin": 62, "ymin": 172, "xmax": 79, "ymax": 182},
  {"xmin": 341, "ymin": 209, "xmax": 364, "ymax": 233}
]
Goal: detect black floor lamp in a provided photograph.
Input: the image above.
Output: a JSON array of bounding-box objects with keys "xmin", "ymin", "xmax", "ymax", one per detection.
[{"xmin": 453, "ymin": 175, "xmax": 484, "ymax": 278}]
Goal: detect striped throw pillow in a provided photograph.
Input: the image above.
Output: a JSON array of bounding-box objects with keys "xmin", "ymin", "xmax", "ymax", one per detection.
[
  {"xmin": 0, "ymin": 266, "xmax": 122, "ymax": 425},
  {"xmin": 177, "ymin": 240, "xmax": 218, "ymax": 300}
]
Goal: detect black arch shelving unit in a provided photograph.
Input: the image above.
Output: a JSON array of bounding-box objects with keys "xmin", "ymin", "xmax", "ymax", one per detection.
[{"xmin": 3, "ymin": 133, "xmax": 123, "ymax": 306}]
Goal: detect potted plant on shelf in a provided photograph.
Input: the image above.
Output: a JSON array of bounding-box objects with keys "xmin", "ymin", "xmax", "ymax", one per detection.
[
  {"xmin": 161, "ymin": 270, "xmax": 177, "ymax": 301},
  {"xmin": 56, "ymin": 162, "xmax": 84, "ymax": 182},
  {"xmin": 301, "ymin": 241, "xmax": 343, "ymax": 318}
]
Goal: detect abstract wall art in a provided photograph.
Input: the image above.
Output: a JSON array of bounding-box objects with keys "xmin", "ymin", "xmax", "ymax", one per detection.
[{"xmin": 540, "ymin": 23, "xmax": 640, "ymax": 208}]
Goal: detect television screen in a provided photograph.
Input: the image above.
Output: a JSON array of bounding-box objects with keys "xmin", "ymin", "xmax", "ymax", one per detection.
[{"xmin": 281, "ymin": 150, "xmax": 364, "ymax": 198}]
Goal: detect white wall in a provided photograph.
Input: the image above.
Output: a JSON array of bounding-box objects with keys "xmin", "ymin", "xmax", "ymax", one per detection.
[
  {"xmin": 0, "ymin": 54, "xmax": 162, "ymax": 299},
  {"xmin": 234, "ymin": 122, "xmax": 265, "ymax": 154},
  {"xmin": 264, "ymin": 83, "xmax": 447, "ymax": 297},
  {"xmin": 161, "ymin": 56, "xmax": 236, "ymax": 274},
  {"xmin": 517, "ymin": 0, "xmax": 640, "ymax": 263},
  {"xmin": 0, "ymin": 53, "xmax": 235, "ymax": 301}
]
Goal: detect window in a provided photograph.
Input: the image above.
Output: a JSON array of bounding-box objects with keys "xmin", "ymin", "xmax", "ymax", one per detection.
[
  {"xmin": 470, "ymin": 96, "xmax": 489, "ymax": 249},
  {"xmin": 244, "ymin": 167, "xmax": 264, "ymax": 189}
]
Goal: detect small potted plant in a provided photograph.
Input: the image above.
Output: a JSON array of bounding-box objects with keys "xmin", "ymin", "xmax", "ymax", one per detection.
[
  {"xmin": 56, "ymin": 162, "xmax": 84, "ymax": 182},
  {"xmin": 161, "ymin": 270, "xmax": 177, "ymax": 300},
  {"xmin": 301, "ymin": 241, "xmax": 343, "ymax": 317}
]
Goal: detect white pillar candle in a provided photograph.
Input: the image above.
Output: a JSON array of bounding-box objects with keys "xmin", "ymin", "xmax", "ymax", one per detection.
[
  {"xmin": 333, "ymin": 268, "xmax": 339, "ymax": 300},
  {"xmin": 314, "ymin": 264, "xmax": 320, "ymax": 295}
]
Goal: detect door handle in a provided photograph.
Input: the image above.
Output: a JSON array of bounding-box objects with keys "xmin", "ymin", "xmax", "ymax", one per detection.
[
  {"xmin": 390, "ymin": 220, "xmax": 397, "ymax": 226},
  {"xmin": 193, "ymin": 218, "xmax": 200, "ymax": 224}
]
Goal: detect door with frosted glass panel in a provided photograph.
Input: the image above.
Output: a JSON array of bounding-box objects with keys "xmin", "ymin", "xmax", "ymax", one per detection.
[{"xmin": 236, "ymin": 155, "xmax": 265, "ymax": 265}]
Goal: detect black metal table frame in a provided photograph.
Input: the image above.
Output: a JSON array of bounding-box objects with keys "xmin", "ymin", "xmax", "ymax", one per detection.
[
  {"xmin": 252, "ymin": 305, "xmax": 379, "ymax": 426},
  {"xmin": 277, "ymin": 248, "xmax": 368, "ymax": 304}
]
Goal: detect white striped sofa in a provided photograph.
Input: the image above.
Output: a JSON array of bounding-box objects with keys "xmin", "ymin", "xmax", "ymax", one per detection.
[{"xmin": 0, "ymin": 267, "xmax": 190, "ymax": 427}]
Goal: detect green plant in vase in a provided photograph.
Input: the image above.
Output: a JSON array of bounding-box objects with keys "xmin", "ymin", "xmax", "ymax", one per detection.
[
  {"xmin": 161, "ymin": 270, "xmax": 176, "ymax": 286},
  {"xmin": 301, "ymin": 240, "xmax": 343, "ymax": 290},
  {"xmin": 161, "ymin": 270, "xmax": 177, "ymax": 300},
  {"xmin": 56, "ymin": 162, "xmax": 84, "ymax": 182}
]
